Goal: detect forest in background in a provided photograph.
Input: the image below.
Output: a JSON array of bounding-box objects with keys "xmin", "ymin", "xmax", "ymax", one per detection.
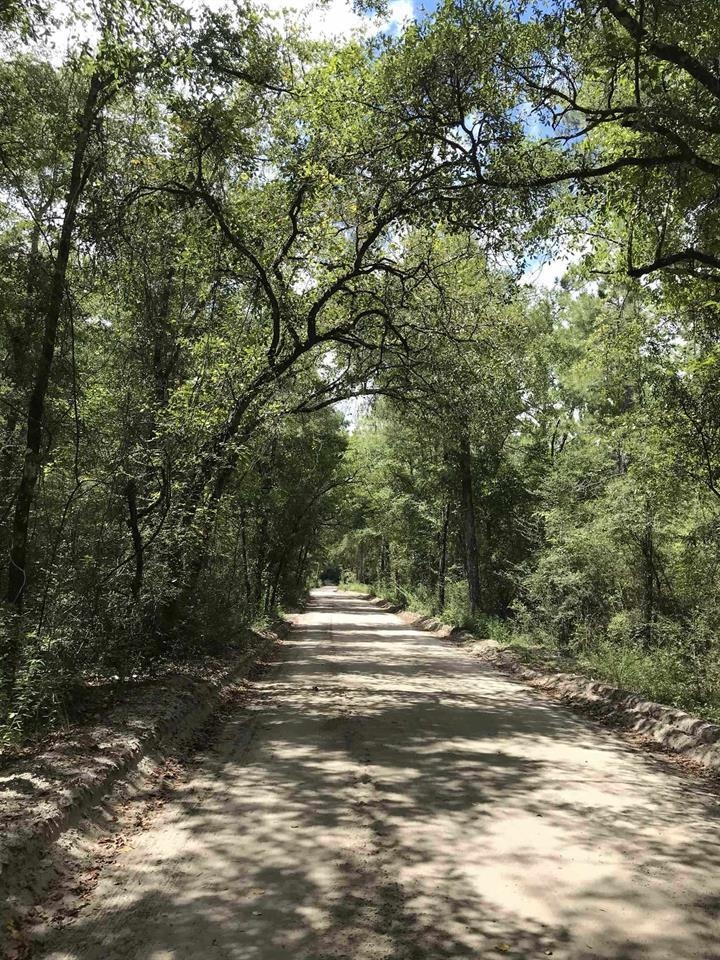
[{"xmin": 1, "ymin": 0, "xmax": 719, "ymax": 737}]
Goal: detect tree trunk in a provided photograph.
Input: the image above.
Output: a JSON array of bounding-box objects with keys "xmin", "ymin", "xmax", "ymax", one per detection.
[
  {"xmin": 437, "ymin": 500, "xmax": 450, "ymax": 612},
  {"xmin": 295, "ymin": 542, "xmax": 308, "ymax": 590},
  {"xmin": 357, "ymin": 542, "xmax": 365, "ymax": 583},
  {"xmin": 3, "ymin": 71, "xmax": 104, "ymax": 696},
  {"xmin": 125, "ymin": 479, "xmax": 144, "ymax": 602},
  {"xmin": 7, "ymin": 72, "xmax": 103, "ymax": 608},
  {"xmin": 269, "ymin": 559, "xmax": 284, "ymax": 612},
  {"xmin": 0, "ymin": 224, "xmax": 42, "ymax": 535},
  {"xmin": 238, "ymin": 511, "xmax": 253, "ymax": 610},
  {"xmin": 379, "ymin": 536, "xmax": 391, "ymax": 584},
  {"xmin": 640, "ymin": 512, "xmax": 655, "ymax": 644},
  {"xmin": 457, "ymin": 432, "xmax": 481, "ymax": 619}
]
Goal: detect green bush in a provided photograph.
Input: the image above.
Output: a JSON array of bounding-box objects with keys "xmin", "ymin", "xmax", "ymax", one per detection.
[
  {"xmin": 577, "ymin": 638, "xmax": 720, "ymax": 715},
  {"xmin": 442, "ymin": 581, "xmax": 474, "ymax": 628},
  {"xmin": 2, "ymin": 631, "xmax": 76, "ymax": 740},
  {"xmin": 338, "ymin": 579, "xmax": 373, "ymax": 594}
]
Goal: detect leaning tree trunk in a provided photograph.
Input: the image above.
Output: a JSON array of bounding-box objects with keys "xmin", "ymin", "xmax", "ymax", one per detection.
[
  {"xmin": 3, "ymin": 72, "xmax": 104, "ymax": 696},
  {"xmin": 7, "ymin": 72, "xmax": 104, "ymax": 608}
]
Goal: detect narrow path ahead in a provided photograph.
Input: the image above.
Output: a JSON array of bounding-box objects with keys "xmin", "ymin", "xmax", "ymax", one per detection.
[{"xmin": 37, "ymin": 589, "xmax": 720, "ymax": 959}]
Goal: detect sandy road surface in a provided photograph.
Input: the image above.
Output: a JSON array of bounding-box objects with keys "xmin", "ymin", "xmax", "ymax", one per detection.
[{"xmin": 35, "ymin": 588, "xmax": 720, "ymax": 959}]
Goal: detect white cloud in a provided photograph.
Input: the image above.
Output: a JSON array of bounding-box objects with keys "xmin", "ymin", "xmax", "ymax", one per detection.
[
  {"xmin": 192, "ymin": 0, "xmax": 414, "ymax": 40},
  {"xmin": 300, "ymin": 0, "xmax": 413, "ymax": 40}
]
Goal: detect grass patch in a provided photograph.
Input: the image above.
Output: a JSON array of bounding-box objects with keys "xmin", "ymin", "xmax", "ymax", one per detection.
[
  {"xmin": 337, "ymin": 580, "xmax": 374, "ymax": 595},
  {"xmin": 576, "ymin": 640, "xmax": 720, "ymax": 722}
]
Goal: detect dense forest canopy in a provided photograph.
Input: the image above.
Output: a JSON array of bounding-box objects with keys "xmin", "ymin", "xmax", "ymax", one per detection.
[{"xmin": 1, "ymin": 0, "xmax": 719, "ymax": 734}]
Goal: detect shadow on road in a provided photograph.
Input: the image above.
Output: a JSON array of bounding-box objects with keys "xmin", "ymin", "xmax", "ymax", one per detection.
[{"xmin": 33, "ymin": 589, "xmax": 720, "ymax": 960}]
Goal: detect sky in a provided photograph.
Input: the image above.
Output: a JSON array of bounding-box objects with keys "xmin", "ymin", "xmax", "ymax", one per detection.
[{"xmin": 522, "ymin": 251, "xmax": 580, "ymax": 290}]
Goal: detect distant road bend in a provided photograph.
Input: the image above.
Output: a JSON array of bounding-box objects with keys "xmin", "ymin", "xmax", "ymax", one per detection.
[{"xmin": 38, "ymin": 587, "xmax": 720, "ymax": 959}]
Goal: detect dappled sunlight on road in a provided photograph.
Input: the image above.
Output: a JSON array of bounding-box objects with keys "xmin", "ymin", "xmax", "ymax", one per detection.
[{"xmin": 37, "ymin": 588, "xmax": 720, "ymax": 960}]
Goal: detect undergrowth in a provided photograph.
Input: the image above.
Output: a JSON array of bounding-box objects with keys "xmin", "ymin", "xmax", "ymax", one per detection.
[{"xmin": 0, "ymin": 596, "xmax": 287, "ymax": 747}]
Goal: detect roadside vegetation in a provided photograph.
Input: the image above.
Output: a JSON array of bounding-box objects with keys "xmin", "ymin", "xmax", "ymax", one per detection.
[
  {"xmin": 332, "ymin": 288, "xmax": 720, "ymax": 722},
  {"xmin": 2, "ymin": 0, "xmax": 719, "ymax": 739},
  {"xmin": 331, "ymin": 279, "xmax": 720, "ymax": 720}
]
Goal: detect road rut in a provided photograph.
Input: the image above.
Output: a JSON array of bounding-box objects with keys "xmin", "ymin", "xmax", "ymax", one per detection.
[{"xmin": 34, "ymin": 588, "xmax": 720, "ymax": 959}]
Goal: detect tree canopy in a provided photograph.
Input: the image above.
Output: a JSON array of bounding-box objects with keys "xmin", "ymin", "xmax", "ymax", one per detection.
[{"xmin": 1, "ymin": 0, "xmax": 719, "ymax": 734}]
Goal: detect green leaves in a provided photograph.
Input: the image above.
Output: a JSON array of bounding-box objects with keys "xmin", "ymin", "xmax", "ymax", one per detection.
[{"xmin": 3, "ymin": 0, "xmax": 720, "ymax": 732}]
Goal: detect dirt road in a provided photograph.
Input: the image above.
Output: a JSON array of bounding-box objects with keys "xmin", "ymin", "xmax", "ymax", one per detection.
[{"xmin": 35, "ymin": 588, "xmax": 720, "ymax": 959}]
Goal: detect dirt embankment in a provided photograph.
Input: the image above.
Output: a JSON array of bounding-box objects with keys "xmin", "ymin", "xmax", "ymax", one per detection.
[{"xmin": 0, "ymin": 623, "xmax": 286, "ymax": 937}]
